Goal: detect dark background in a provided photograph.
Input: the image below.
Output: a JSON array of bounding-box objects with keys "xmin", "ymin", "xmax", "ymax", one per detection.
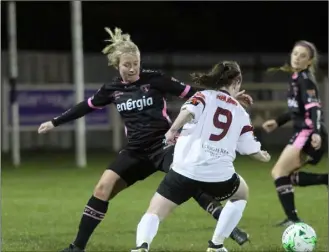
[{"xmin": 1, "ymin": 1, "xmax": 328, "ymax": 53}]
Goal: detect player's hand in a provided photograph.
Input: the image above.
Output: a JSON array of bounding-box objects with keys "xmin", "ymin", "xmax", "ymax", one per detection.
[
  {"xmin": 165, "ymin": 129, "xmax": 179, "ymax": 146},
  {"xmin": 252, "ymin": 150, "xmax": 271, "ymax": 162},
  {"xmin": 311, "ymin": 133, "xmax": 322, "ymax": 150},
  {"xmin": 262, "ymin": 120, "xmax": 278, "ymax": 133},
  {"xmin": 259, "ymin": 150, "xmax": 271, "ymax": 162},
  {"xmin": 235, "ymin": 90, "xmax": 253, "ymax": 108},
  {"xmin": 38, "ymin": 121, "xmax": 55, "ymax": 134}
]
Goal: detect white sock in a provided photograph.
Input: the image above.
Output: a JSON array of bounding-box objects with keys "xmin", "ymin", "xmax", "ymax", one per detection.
[
  {"xmin": 136, "ymin": 213, "xmax": 160, "ymax": 248},
  {"xmin": 212, "ymin": 200, "xmax": 247, "ymax": 245}
]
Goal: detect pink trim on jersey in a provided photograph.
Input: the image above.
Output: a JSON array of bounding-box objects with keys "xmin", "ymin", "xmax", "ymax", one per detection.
[
  {"xmin": 305, "ymin": 102, "xmax": 320, "ymax": 110},
  {"xmin": 292, "ymin": 72, "xmax": 298, "ymax": 79},
  {"xmin": 292, "ymin": 129, "xmax": 313, "ymax": 149},
  {"xmin": 162, "ymin": 98, "xmax": 172, "ymax": 124},
  {"xmin": 305, "ymin": 118, "xmax": 313, "ymax": 128},
  {"xmin": 179, "ymin": 85, "xmax": 191, "ymax": 98},
  {"xmin": 87, "ymin": 98, "xmax": 103, "ymax": 109}
]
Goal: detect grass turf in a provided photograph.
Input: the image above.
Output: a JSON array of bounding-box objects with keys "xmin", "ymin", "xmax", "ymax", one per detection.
[{"xmin": 1, "ymin": 152, "xmax": 328, "ymax": 251}]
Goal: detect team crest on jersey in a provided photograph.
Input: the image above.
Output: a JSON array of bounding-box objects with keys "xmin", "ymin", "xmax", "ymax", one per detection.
[
  {"xmin": 188, "ymin": 98, "xmax": 200, "ymax": 106},
  {"xmin": 140, "ymin": 84, "xmax": 150, "ymax": 93}
]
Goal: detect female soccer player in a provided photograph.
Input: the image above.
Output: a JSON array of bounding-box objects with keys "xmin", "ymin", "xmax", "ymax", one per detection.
[
  {"xmin": 131, "ymin": 61, "xmax": 271, "ymax": 252},
  {"xmin": 262, "ymin": 40, "xmax": 328, "ymax": 227},
  {"xmin": 38, "ymin": 28, "xmax": 252, "ymax": 252}
]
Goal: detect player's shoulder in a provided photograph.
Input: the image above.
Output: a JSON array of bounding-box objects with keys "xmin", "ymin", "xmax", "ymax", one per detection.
[
  {"xmin": 296, "ymin": 70, "xmax": 317, "ymax": 86},
  {"xmin": 102, "ymin": 79, "xmax": 121, "ymax": 90},
  {"xmin": 195, "ymin": 89, "xmax": 212, "ymax": 98},
  {"xmin": 140, "ymin": 69, "xmax": 165, "ymax": 79},
  {"xmin": 298, "ymin": 69, "xmax": 311, "ymax": 80}
]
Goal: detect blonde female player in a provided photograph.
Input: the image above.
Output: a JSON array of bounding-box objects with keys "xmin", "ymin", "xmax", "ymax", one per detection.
[{"xmin": 263, "ymin": 40, "xmax": 328, "ymax": 226}]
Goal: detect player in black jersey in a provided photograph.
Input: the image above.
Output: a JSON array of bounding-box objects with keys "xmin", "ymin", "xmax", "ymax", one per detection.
[
  {"xmin": 38, "ymin": 27, "xmax": 252, "ymax": 252},
  {"xmin": 262, "ymin": 41, "xmax": 328, "ymax": 227}
]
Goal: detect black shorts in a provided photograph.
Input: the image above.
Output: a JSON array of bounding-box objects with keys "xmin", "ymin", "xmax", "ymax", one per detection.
[
  {"xmin": 157, "ymin": 169, "xmax": 240, "ymax": 205},
  {"xmin": 289, "ymin": 128, "xmax": 327, "ymax": 165},
  {"xmin": 107, "ymin": 143, "xmax": 175, "ymax": 186}
]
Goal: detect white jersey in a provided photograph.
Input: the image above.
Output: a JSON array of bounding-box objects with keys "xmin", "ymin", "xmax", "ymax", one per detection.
[{"xmin": 172, "ymin": 90, "xmax": 261, "ymax": 182}]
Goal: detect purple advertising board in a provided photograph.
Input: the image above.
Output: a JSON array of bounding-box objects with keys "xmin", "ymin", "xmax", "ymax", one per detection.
[{"xmin": 10, "ymin": 88, "xmax": 110, "ymax": 127}]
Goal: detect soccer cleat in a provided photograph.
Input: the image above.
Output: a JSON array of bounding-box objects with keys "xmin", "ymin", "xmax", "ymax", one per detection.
[
  {"xmin": 274, "ymin": 218, "xmax": 302, "ymax": 227},
  {"xmin": 206, "ymin": 240, "xmax": 228, "ymax": 252},
  {"xmin": 60, "ymin": 244, "xmax": 84, "ymax": 252},
  {"xmin": 229, "ymin": 227, "xmax": 250, "ymax": 246},
  {"xmin": 131, "ymin": 242, "xmax": 149, "ymax": 252}
]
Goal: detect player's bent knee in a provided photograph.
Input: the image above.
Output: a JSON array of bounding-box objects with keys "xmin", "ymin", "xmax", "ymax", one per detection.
[
  {"xmin": 271, "ymin": 145, "xmax": 302, "ymax": 179},
  {"xmin": 146, "ymin": 192, "xmax": 177, "ymax": 221},
  {"xmin": 93, "ymin": 170, "xmax": 123, "ymax": 201}
]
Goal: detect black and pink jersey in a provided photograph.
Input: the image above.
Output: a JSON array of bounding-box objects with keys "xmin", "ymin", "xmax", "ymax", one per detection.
[
  {"xmin": 287, "ymin": 70, "xmax": 323, "ymax": 133},
  {"xmin": 52, "ymin": 69, "xmax": 197, "ymax": 151},
  {"xmin": 276, "ymin": 69, "xmax": 324, "ymax": 134}
]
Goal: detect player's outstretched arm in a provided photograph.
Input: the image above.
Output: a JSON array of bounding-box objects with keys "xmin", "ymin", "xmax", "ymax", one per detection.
[
  {"xmin": 250, "ymin": 150, "xmax": 271, "ymax": 162},
  {"xmin": 38, "ymin": 84, "xmax": 113, "ymax": 134},
  {"xmin": 38, "ymin": 101, "xmax": 95, "ymax": 134},
  {"xmin": 165, "ymin": 109, "xmax": 194, "ymax": 145},
  {"xmin": 165, "ymin": 91, "xmax": 207, "ymax": 144},
  {"xmin": 262, "ymin": 112, "xmax": 291, "ymax": 133}
]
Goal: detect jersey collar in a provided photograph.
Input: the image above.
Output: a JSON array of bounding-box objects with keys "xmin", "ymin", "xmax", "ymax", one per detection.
[{"xmin": 219, "ymin": 90, "xmax": 231, "ymax": 96}]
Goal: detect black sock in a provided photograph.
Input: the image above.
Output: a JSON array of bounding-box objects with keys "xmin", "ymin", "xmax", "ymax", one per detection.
[
  {"xmin": 73, "ymin": 195, "xmax": 109, "ymax": 249},
  {"xmin": 192, "ymin": 191, "xmax": 223, "ymax": 220},
  {"xmin": 275, "ymin": 176, "xmax": 299, "ymax": 221},
  {"xmin": 291, "ymin": 172, "xmax": 328, "ymax": 186}
]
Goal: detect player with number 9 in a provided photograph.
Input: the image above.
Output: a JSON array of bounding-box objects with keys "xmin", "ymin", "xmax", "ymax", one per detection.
[{"xmin": 132, "ymin": 61, "xmax": 271, "ymax": 252}]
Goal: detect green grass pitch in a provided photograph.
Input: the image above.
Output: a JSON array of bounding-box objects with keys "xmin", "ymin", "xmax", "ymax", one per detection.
[{"xmin": 2, "ymin": 152, "xmax": 328, "ymax": 251}]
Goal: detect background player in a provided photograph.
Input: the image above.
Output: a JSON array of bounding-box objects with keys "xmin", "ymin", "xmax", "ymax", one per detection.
[
  {"xmin": 38, "ymin": 28, "xmax": 252, "ymax": 252},
  {"xmin": 131, "ymin": 61, "xmax": 271, "ymax": 252},
  {"xmin": 262, "ymin": 40, "xmax": 328, "ymax": 226}
]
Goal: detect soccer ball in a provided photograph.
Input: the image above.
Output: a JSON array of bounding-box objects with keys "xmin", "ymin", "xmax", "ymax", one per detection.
[{"xmin": 282, "ymin": 223, "xmax": 317, "ymax": 252}]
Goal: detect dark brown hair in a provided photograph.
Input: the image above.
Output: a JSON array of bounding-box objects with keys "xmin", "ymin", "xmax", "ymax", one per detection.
[{"xmin": 191, "ymin": 61, "xmax": 242, "ymax": 89}]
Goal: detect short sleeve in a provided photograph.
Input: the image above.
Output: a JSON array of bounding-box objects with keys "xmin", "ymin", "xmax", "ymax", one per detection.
[
  {"xmin": 236, "ymin": 110, "xmax": 261, "ymax": 155},
  {"xmin": 181, "ymin": 91, "xmax": 207, "ymax": 122}
]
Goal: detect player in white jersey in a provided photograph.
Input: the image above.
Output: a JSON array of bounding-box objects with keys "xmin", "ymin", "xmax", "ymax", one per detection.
[{"xmin": 131, "ymin": 61, "xmax": 271, "ymax": 252}]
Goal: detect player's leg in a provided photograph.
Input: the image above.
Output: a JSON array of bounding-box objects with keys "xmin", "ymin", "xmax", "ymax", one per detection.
[
  {"xmin": 61, "ymin": 150, "xmax": 154, "ymax": 252},
  {"xmin": 158, "ymin": 145, "xmax": 249, "ymax": 246},
  {"xmin": 290, "ymin": 170, "xmax": 328, "ymax": 187},
  {"xmin": 206, "ymin": 174, "xmax": 248, "ymax": 252},
  {"xmin": 271, "ymin": 143, "xmax": 305, "ymax": 226},
  {"xmin": 272, "ymin": 129, "xmax": 327, "ymax": 226},
  {"xmin": 192, "ymin": 190, "xmax": 249, "ymax": 245},
  {"xmin": 132, "ymin": 169, "xmax": 196, "ymax": 252},
  {"xmin": 290, "ymin": 132, "xmax": 328, "ymax": 187}
]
